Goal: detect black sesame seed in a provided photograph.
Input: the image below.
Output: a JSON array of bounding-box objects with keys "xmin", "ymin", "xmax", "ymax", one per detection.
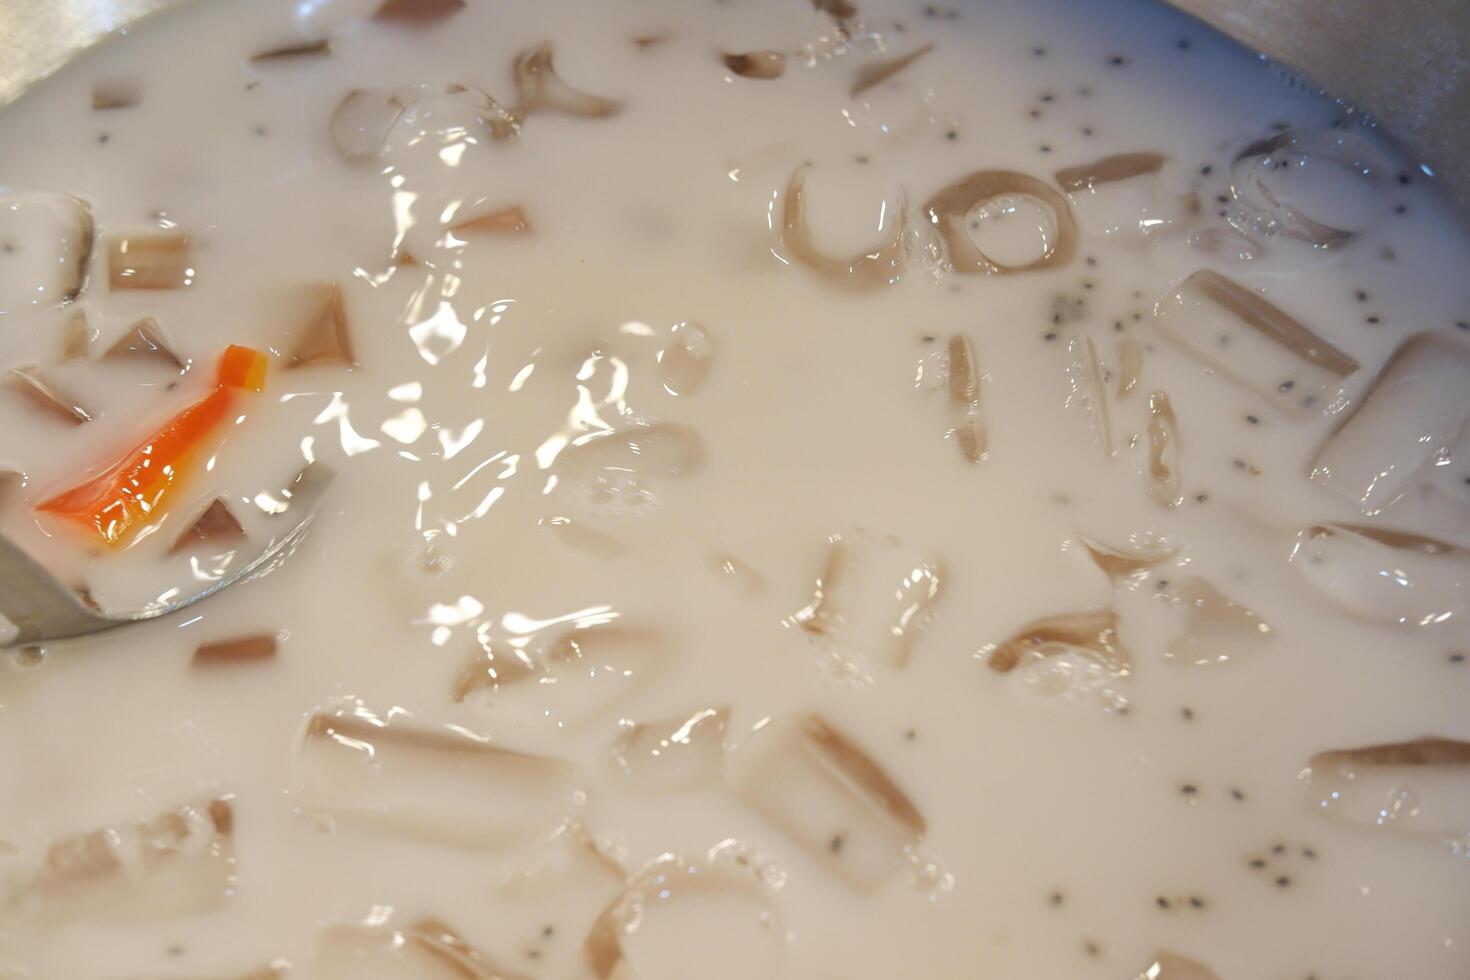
[
  {"xmin": 1189, "ymin": 896, "xmax": 1205, "ymax": 908},
  {"xmin": 1458, "ymin": 321, "xmax": 1470, "ymax": 331},
  {"xmin": 1194, "ymin": 493, "xmax": 1209, "ymax": 503},
  {"xmin": 1215, "ymin": 194, "xmax": 1230, "ymax": 204},
  {"xmin": 945, "ymin": 129, "xmax": 959, "ymax": 141},
  {"xmin": 1200, "ymin": 164, "xmax": 1214, "ymax": 176},
  {"xmin": 1156, "ymin": 896, "xmax": 1171, "ymax": 909},
  {"xmin": 1040, "ymin": 92, "xmax": 1055, "ymax": 103},
  {"xmin": 1049, "ymin": 890, "xmax": 1066, "ymax": 906},
  {"xmin": 1181, "ymin": 707, "xmax": 1194, "ymax": 720},
  {"xmin": 1366, "ymin": 315, "xmax": 1380, "ymax": 324},
  {"xmin": 1449, "ymin": 652, "xmax": 1465, "ymax": 664},
  {"xmin": 1248, "ymin": 858, "xmax": 1267, "ymax": 869},
  {"xmin": 97, "ymin": 132, "xmax": 111, "ymax": 144},
  {"xmin": 1398, "ymin": 172, "xmax": 1412, "ymax": 185},
  {"xmin": 1177, "ymin": 38, "xmax": 1192, "ymax": 50},
  {"xmin": 1084, "ymin": 940, "xmax": 1102, "ymax": 957},
  {"xmin": 905, "ymin": 727, "xmax": 918, "ymax": 739},
  {"xmin": 1039, "ymin": 144, "xmax": 1052, "ymax": 153},
  {"xmin": 1230, "ymin": 787, "xmax": 1245, "ymax": 801},
  {"xmin": 1085, "ymin": 255, "xmax": 1097, "ymax": 266},
  {"xmin": 1246, "ymin": 414, "xmax": 1260, "ymax": 425},
  {"xmin": 542, "ymin": 925, "xmax": 555, "ymax": 938},
  {"xmin": 1394, "ymin": 203, "xmax": 1408, "ymax": 214},
  {"xmin": 1107, "ymin": 54, "xmax": 1127, "ymax": 66},
  {"xmin": 1032, "ymin": 46, "xmax": 1047, "ymax": 57},
  {"xmin": 855, "ymin": 154, "xmax": 869, "ymax": 164},
  {"xmin": 1028, "ymin": 108, "xmax": 1043, "ymax": 119},
  {"xmin": 1278, "ymin": 379, "xmax": 1296, "ymax": 392},
  {"xmin": 829, "ymin": 833, "xmax": 846, "ymax": 854},
  {"xmin": 1355, "ymin": 290, "xmax": 1369, "ymax": 302},
  {"xmin": 1301, "ymin": 847, "xmax": 1317, "ymax": 859},
  {"xmin": 1181, "ymin": 784, "xmax": 1198, "ymax": 796},
  {"xmin": 1043, "ymin": 332, "xmax": 1058, "ymax": 342},
  {"xmin": 1275, "ymin": 875, "xmax": 1291, "ymax": 888},
  {"xmin": 254, "ymin": 125, "xmax": 268, "ymax": 137},
  {"xmin": 1271, "ymin": 843, "xmax": 1287, "ymax": 855},
  {"xmin": 1076, "ymin": 85, "xmax": 1092, "ymax": 97}
]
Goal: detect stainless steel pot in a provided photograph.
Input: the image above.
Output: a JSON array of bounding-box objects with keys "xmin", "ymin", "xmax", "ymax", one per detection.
[{"xmin": 1, "ymin": 0, "xmax": 1468, "ymax": 204}]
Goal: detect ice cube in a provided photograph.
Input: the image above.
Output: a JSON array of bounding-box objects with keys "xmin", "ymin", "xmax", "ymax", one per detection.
[
  {"xmin": 1153, "ymin": 270, "xmax": 1358, "ymax": 418},
  {"xmin": 0, "ymin": 192, "xmax": 93, "ymax": 313},
  {"xmin": 727, "ymin": 714, "xmax": 924, "ymax": 890},
  {"xmin": 295, "ymin": 705, "xmax": 575, "ymax": 847}
]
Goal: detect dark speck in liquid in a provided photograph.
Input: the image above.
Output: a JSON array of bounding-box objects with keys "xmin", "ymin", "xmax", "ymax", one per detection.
[{"xmin": 1107, "ymin": 54, "xmax": 1128, "ymax": 66}]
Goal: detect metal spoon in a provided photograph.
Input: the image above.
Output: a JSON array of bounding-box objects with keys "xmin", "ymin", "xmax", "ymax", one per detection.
[{"xmin": 0, "ymin": 464, "xmax": 334, "ymax": 648}]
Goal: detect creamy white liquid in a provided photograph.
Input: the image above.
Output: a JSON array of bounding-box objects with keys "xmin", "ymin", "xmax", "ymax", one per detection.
[{"xmin": 1, "ymin": 0, "xmax": 1469, "ymax": 977}]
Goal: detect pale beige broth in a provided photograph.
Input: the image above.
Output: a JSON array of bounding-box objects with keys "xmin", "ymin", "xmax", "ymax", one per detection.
[{"xmin": 0, "ymin": 0, "xmax": 1468, "ymax": 978}]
